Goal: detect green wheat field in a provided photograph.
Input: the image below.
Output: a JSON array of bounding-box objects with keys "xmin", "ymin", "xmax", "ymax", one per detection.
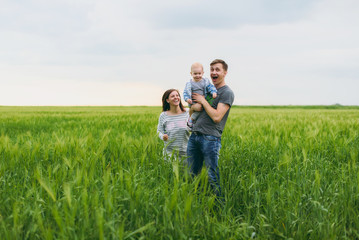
[{"xmin": 1, "ymin": 106, "xmax": 358, "ymax": 239}]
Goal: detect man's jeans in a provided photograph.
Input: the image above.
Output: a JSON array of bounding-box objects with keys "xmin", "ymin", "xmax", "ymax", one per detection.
[{"xmin": 186, "ymin": 132, "xmax": 222, "ymax": 197}]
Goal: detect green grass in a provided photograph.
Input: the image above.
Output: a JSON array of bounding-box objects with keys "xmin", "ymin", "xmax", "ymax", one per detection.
[{"xmin": 0, "ymin": 106, "xmax": 358, "ymax": 239}]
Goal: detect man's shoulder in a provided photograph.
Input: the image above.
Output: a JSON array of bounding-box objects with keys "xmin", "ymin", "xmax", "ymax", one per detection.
[
  {"xmin": 219, "ymin": 85, "xmax": 234, "ymax": 95},
  {"xmin": 217, "ymin": 85, "xmax": 234, "ymax": 106}
]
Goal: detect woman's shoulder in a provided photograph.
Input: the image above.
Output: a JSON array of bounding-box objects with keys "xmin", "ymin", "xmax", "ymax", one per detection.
[
  {"xmin": 179, "ymin": 109, "xmax": 189, "ymax": 115},
  {"xmin": 159, "ymin": 111, "xmax": 168, "ymax": 119},
  {"xmin": 182, "ymin": 109, "xmax": 189, "ymax": 117}
]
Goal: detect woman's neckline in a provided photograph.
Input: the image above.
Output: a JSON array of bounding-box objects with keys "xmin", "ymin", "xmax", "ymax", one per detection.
[{"xmin": 165, "ymin": 110, "xmax": 186, "ymax": 116}]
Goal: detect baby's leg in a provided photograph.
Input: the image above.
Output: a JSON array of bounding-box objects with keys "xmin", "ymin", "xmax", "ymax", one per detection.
[
  {"xmin": 189, "ymin": 106, "xmax": 194, "ymax": 116},
  {"xmin": 191, "ymin": 103, "xmax": 203, "ymax": 113},
  {"xmin": 191, "ymin": 111, "xmax": 200, "ymax": 121},
  {"xmin": 189, "ymin": 103, "xmax": 203, "ymax": 124},
  {"xmin": 187, "ymin": 103, "xmax": 202, "ymax": 128}
]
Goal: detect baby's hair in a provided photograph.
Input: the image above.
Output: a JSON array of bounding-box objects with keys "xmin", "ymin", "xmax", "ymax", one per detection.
[{"xmin": 191, "ymin": 62, "xmax": 204, "ymax": 72}]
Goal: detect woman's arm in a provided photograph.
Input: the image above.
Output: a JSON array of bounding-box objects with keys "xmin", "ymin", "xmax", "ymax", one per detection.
[{"xmin": 157, "ymin": 113, "xmax": 168, "ymax": 140}]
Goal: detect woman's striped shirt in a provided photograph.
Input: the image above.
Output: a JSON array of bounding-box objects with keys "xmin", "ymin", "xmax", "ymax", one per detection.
[{"xmin": 157, "ymin": 110, "xmax": 190, "ymax": 158}]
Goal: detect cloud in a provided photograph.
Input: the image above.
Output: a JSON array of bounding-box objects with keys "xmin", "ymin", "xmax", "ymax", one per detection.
[
  {"xmin": 0, "ymin": 79, "xmax": 165, "ymax": 106},
  {"xmin": 142, "ymin": 0, "xmax": 320, "ymax": 29},
  {"xmin": 0, "ymin": 1, "xmax": 91, "ymax": 36},
  {"xmin": 0, "ymin": 0, "xmax": 358, "ymax": 106}
]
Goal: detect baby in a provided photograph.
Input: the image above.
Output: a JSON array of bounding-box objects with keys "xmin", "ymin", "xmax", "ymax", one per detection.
[{"xmin": 183, "ymin": 62, "xmax": 217, "ymax": 129}]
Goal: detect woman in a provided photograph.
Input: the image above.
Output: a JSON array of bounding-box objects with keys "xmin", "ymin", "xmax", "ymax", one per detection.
[{"xmin": 157, "ymin": 89, "xmax": 190, "ymax": 160}]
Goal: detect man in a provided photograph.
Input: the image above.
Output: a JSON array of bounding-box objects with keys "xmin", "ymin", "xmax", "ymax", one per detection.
[{"xmin": 187, "ymin": 59, "xmax": 235, "ymax": 199}]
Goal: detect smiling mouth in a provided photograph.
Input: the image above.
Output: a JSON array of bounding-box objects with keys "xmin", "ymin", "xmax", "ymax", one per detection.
[{"xmin": 212, "ymin": 76, "xmax": 218, "ymax": 80}]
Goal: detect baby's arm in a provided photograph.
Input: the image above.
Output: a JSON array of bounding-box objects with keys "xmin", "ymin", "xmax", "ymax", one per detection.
[
  {"xmin": 205, "ymin": 79, "xmax": 218, "ymax": 98},
  {"xmin": 183, "ymin": 81, "xmax": 192, "ymax": 104}
]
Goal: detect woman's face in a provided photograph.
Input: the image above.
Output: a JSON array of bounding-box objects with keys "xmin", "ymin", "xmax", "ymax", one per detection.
[{"xmin": 166, "ymin": 91, "xmax": 181, "ymax": 107}]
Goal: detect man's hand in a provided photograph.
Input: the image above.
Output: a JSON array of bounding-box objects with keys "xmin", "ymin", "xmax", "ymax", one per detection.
[
  {"xmin": 186, "ymin": 99, "xmax": 193, "ymax": 105},
  {"xmin": 163, "ymin": 134, "xmax": 169, "ymax": 141},
  {"xmin": 213, "ymin": 92, "xmax": 217, "ymax": 99},
  {"xmin": 191, "ymin": 93, "xmax": 206, "ymax": 105}
]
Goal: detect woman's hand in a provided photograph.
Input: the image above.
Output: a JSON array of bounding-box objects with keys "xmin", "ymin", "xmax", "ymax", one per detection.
[{"xmin": 163, "ymin": 134, "xmax": 169, "ymax": 141}]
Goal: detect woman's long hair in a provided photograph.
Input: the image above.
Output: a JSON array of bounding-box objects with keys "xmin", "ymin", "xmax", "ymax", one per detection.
[{"xmin": 162, "ymin": 89, "xmax": 185, "ymax": 112}]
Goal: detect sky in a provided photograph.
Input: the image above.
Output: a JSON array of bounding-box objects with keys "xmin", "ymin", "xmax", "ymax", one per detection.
[{"xmin": 1, "ymin": 0, "xmax": 358, "ymax": 106}]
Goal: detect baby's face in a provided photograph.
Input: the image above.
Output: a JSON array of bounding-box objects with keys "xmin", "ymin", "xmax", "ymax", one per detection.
[{"xmin": 190, "ymin": 67, "xmax": 204, "ymax": 82}]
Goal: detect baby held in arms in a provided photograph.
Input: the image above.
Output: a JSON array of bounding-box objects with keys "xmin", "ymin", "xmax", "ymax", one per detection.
[{"xmin": 183, "ymin": 62, "xmax": 217, "ymax": 129}]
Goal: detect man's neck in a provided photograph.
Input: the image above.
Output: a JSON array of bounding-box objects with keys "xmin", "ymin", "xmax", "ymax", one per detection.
[{"xmin": 215, "ymin": 81, "xmax": 226, "ymax": 89}]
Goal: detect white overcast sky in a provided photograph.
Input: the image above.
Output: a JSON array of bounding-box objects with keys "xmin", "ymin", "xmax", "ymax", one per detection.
[{"xmin": 1, "ymin": 0, "xmax": 358, "ymax": 106}]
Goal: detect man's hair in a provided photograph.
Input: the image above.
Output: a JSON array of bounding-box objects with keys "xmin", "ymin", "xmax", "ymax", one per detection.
[{"xmin": 210, "ymin": 59, "xmax": 228, "ymax": 71}]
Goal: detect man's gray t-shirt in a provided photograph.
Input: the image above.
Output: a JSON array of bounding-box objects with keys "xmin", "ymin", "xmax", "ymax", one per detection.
[{"xmin": 192, "ymin": 85, "xmax": 234, "ymax": 137}]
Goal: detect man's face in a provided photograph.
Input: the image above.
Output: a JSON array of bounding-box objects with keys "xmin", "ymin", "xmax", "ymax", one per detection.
[
  {"xmin": 190, "ymin": 67, "xmax": 204, "ymax": 82},
  {"xmin": 210, "ymin": 63, "xmax": 227, "ymax": 86}
]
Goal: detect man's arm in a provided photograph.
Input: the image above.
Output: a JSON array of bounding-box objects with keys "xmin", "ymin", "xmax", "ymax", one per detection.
[{"xmin": 192, "ymin": 93, "xmax": 230, "ymax": 123}]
